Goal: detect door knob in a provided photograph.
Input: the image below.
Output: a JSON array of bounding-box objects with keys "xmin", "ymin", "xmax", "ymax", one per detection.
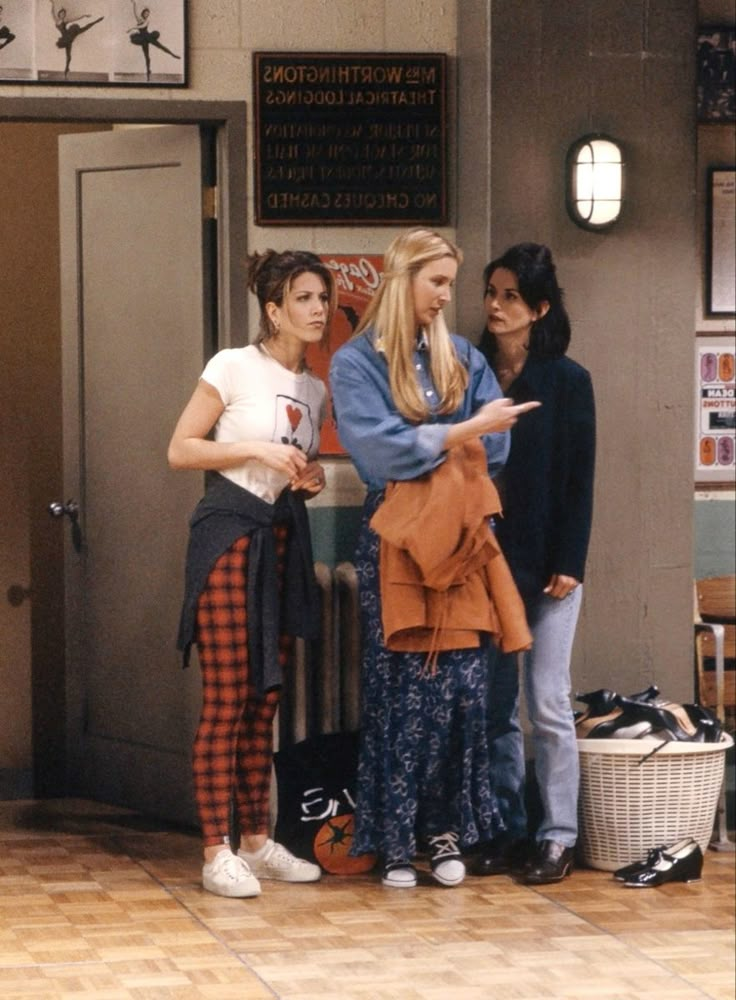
[
  {"xmin": 48, "ymin": 499, "xmax": 79, "ymax": 520},
  {"xmin": 7, "ymin": 584, "xmax": 32, "ymax": 606},
  {"xmin": 48, "ymin": 499, "xmax": 82, "ymax": 552}
]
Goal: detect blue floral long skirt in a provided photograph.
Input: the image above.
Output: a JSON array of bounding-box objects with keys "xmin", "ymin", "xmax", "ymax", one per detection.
[{"xmin": 350, "ymin": 492, "xmax": 504, "ymax": 864}]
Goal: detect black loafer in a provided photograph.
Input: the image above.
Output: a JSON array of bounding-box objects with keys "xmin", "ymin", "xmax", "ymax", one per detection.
[
  {"xmin": 471, "ymin": 838, "xmax": 528, "ymax": 877},
  {"xmin": 521, "ymin": 840, "xmax": 575, "ymax": 884}
]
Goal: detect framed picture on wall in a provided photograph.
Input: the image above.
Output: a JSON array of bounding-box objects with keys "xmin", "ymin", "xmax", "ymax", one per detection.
[
  {"xmin": 695, "ymin": 334, "xmax": 736, "ymax": 489},
  {"xmin": 697, "ymin": 26, "xmax": 735, "ymax": 123},
  {"xmin": 0, "ymin": 0, "xmax": 187, "ymax": 86},
  {"xmin": 706, "ymin": 167, "xmax": 736, "ymax": 316}
]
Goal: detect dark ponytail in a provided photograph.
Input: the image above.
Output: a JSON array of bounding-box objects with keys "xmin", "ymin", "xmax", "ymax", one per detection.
[{"xmin": 482, "ymin": 242, "xmax": 571, "ymax": 359}]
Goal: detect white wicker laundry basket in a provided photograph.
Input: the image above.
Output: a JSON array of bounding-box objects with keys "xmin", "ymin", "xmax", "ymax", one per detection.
[{"xmin": 577, "ymin": 733, "xmax": 733, "ymax": 871}]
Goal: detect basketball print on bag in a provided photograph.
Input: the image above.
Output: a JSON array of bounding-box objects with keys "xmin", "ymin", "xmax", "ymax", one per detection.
[
  {"xmin": 274, "ymin": 394, "xmax": 315, "ymax": 453},
  {"xmin": 274, "ymin": 731, "xmax": 377, "ymax": 875},
  {"xmin": 313, "ymin": 813, "xmax": 375, "ymax": 874}
]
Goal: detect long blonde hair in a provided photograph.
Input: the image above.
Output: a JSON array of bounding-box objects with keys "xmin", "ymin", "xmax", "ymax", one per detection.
[{"xmin": 355, "ymin": 228, "xmax": 468, "ymax": 422}]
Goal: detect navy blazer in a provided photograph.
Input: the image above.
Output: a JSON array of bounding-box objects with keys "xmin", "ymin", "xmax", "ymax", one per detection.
[{"xmin": 478, "ymin": 342, "xmax": 596, "ymax": 601}]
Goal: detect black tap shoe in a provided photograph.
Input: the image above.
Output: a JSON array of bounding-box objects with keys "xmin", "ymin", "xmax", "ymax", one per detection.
[
  {"xmin": 622, "ymin": 838, "xmax": 704, "ymax": 888},
  {"xmin": 613, "ymin": 837, "xmax": 697, "ymax": 881},
  {"xmin": 520, "ymin": 840, "xmax": 575, "ymax": 884}
]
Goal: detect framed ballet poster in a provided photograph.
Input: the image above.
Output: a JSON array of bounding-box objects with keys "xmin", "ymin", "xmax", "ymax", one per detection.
[
  {"xmin": 306, "ymin": 253, "xmax": 384, "ymax": 457},
  {"xmin": 695, "ymin": 334, "xmax": 736, "ymax": 489},
  {"xmin": 0, "ymin": 0, "xmax": 187, "ymax": 86}
]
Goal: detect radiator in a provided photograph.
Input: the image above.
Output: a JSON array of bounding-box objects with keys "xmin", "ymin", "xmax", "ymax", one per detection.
[{"xmin": 277, "ymin": 561, "xmax": 361, "ymax": 749}]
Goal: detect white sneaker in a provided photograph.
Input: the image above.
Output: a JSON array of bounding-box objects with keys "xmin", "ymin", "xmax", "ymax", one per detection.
[
  {"xmin": 381, "ymin": 862, "xmax": 418, "ymax": 888},
  {"xmin": 202, "ymin": 850, "xmax": 261, "ymax": 898},
  {"xmin": 238, "ymin": 839, "xmax": 321, "ymax": 882},
  {"xmin": 429, "ymin": 832, "xmax": 466, "ymax": 887}
]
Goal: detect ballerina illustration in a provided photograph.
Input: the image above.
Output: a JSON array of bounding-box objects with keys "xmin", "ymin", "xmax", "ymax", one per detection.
[
  {"xmin": 127, "ymin": 1, "xmax": 180, "ymax": 80},
  {"xmin": 50, "ymin": 1, "xmax": 104, "ymax": 78},
  {"xmin": 0, "ymin": 6, "xmax": 16, "ymax": 51}
]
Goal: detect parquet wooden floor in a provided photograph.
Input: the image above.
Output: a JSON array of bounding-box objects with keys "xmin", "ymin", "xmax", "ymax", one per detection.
[{"xmin": 0, "ymin": 799, "xmax": 733, "ymax": 1000}]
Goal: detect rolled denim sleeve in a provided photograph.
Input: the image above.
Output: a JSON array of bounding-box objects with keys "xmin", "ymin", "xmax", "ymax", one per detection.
[
  {"xmin": 330, "ymin": 345, "xmax": 449, "ymax": 487},
  {"xmin": 329, "ymin": 333, "xmax": 510, "ymax": 488}
]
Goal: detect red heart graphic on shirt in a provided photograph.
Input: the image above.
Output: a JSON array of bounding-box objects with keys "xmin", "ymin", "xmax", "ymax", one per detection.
[{"xmin": 286, "ymin": 404, "xmax": 303, "ymax": 431}]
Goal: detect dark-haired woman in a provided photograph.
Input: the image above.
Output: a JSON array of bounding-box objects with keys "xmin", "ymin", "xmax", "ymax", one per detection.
[
  {"xmin": 472, "ymin": 243, "xmax": 596, "ymax": 885},
  {"xmin": 168, "ymin": 250, "xmax": 337, "ymax": 897}
]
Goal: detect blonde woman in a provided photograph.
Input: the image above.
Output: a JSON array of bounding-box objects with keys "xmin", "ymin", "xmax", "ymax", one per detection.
[{"xmin": 329, "ymin": 229, "xmax": 539, "ymax": 888}]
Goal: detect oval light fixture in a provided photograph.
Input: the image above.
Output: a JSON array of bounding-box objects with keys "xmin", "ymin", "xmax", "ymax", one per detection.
[{"xmin": 566, "ymin": 134, "xmax": 624, "ymax": 231}]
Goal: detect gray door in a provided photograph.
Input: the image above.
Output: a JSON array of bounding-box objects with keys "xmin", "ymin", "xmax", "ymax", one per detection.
[{"xmin": 58, "ymin": 126, "xmax": 208, "ymax": 824}]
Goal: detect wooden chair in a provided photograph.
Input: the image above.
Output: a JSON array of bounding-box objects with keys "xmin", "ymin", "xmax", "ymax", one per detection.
[
  {"xmin": 694, "ymin": 574, "xmax": 735, "ymax": 851},
  {"xmin": 694, "ymin": 575, "xmax": 736, "ymax": 723}
]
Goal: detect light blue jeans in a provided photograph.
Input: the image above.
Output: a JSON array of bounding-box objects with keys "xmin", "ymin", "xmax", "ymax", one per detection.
[{"xmin": 486, "ymin": 587, "xmax": 582, "ymax": 848}]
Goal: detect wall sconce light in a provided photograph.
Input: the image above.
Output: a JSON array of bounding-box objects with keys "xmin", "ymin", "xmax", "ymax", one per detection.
[{"xmin": 566, "ymin": 134, "xmax": 624, "ymax": 231}]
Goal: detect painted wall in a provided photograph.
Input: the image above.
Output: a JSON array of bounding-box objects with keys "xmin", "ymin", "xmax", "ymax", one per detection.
[
  {"xmin": 694, "ymin": 0, "xmax": 736, "ymax": 586},
  {"xmin": 472, "ymin": 0, "xmax": 694, "ymax": 703},
  {"xmin": 1, "ymin": 1, "xmax": 732, "ymax": 796}
]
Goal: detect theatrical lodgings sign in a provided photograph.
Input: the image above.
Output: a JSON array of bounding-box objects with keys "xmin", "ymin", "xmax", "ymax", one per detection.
[{"xmin": 253, "ymin": 52, "xmax": 447, "ymax": 225}]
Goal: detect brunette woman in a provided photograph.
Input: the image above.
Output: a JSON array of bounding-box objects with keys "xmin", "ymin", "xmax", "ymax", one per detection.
[
  {"xmin": 473, "ymin": 243, "xmax": 596, "ymax": 884},
  {"xmin": 169, "ymin": 250, "xmax": 337, "ymax": 897}
]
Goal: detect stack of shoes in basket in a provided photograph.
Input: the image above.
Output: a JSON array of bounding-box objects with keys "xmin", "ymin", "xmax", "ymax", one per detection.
[{"xmin": 574, "ymin": 684, "xmax": 722, "ymax": 743}]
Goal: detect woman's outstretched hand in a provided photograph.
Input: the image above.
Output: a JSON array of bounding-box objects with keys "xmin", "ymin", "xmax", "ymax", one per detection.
[
  {"xmin": 443, "ymin": 397, "xmax": 540, "ymax": 451},
  {"xmin": 474, "ymin": 397, "xmax": 542, "ymax": 433}
]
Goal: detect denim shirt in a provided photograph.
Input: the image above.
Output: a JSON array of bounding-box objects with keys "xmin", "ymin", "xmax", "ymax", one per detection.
[{"xmin": 329, "ymin": 329, "xmax": 509, "ymax": 490}]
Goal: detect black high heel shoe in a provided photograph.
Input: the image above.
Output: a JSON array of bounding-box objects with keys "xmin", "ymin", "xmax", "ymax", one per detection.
[
  {"xmin": 613, "ymin": 696, "xmax": 698, "ymax": 742},
  {"xmin": 628, "ymin": 684, "xmax": 660, "ymax": 702},
  {"xmin": 575, "ymin": 686, "xmax": 661, "ymax": 738},
  {"xmin": 574, "ymin": 688, "xmax": 619, "ymax": 723},
  {"xmin": 577, "ymin": 693, "xmax": 655, "ymax": 739},
  {"xmin": 622, "ymin": 838, "xmax": 704, "ymax": 888},
  {"xmin": 681, "ymin": 704, "xmax": 723, "ymax": 743}
]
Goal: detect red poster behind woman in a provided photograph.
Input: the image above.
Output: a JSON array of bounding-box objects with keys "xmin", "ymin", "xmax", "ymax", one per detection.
[{"xmin": 306, "ymin": 254, "xmax": 384, "ymax": 456}]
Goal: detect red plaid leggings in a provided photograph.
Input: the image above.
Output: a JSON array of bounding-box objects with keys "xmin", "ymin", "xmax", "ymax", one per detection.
[{"xmin": 193, "ymin": 528, "xmax": 293, "ymax": 847}]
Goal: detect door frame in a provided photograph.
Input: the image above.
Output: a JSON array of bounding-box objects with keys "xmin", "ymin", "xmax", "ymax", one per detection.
[
  {"xmin": 1, "ymin": 98, "xmax": 247, "ymax": 340},
  {"xmin": 0, "ymin": 97, "xmax": 247, "ymax": 797}
]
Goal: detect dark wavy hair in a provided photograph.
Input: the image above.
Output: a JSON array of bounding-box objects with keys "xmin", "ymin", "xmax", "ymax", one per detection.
[
  {"xmin": 245, "ymin": 249, "xmax": 337, "ymax": 346},
  {"xmin": 481, "ymin": 242, "xmax": 571, "ymax": 359}
]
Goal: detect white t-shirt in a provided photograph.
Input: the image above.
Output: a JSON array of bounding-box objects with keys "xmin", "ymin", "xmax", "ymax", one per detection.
[{"xmin": 201, "ymin": 344, "xmax": 327, "ymax": 503}]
